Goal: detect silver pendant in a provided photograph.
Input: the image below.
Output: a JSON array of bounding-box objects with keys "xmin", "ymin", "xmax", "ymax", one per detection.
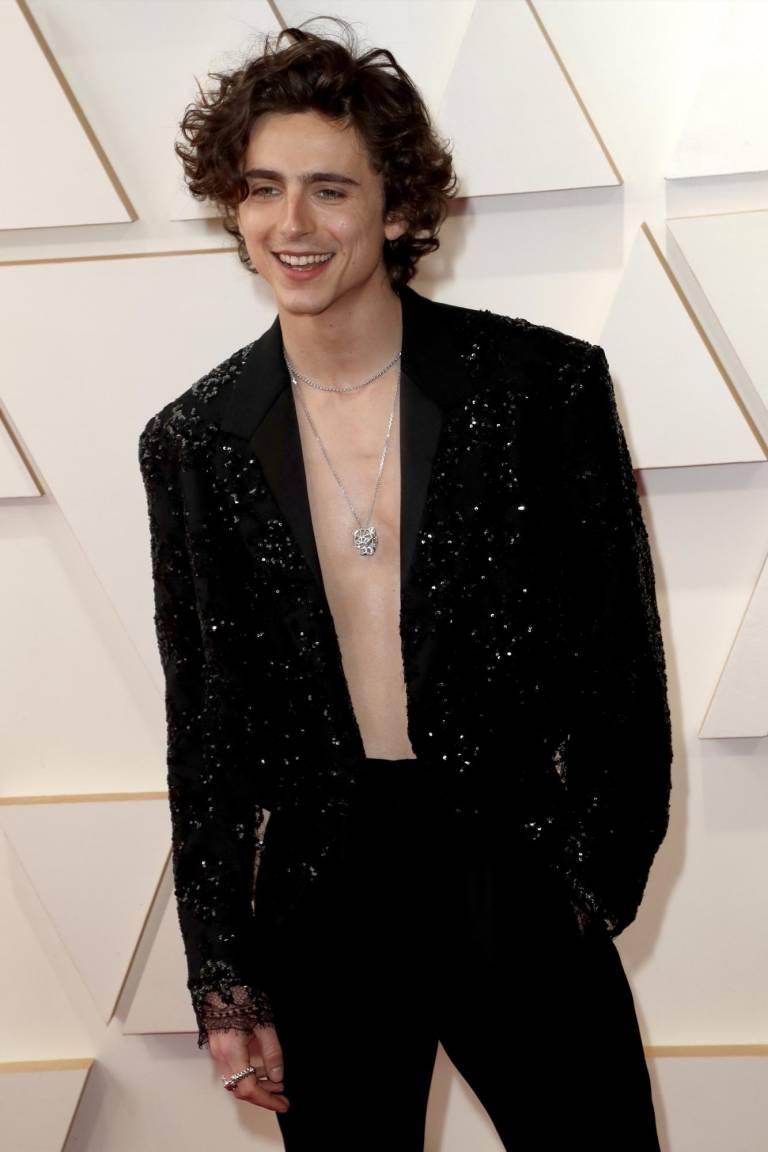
[{"xmin": 353, "ymin": 526, "xmax": 378, "ymax": 556}]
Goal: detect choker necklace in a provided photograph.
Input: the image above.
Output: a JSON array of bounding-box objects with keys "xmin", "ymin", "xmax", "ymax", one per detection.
[
  {"xmin": 283, "ymin": 348, "xmax": 401, "ymax": 393},
  {"xmin": 285, "ymin": 351, "xmax": 401, "ymax": 557}
]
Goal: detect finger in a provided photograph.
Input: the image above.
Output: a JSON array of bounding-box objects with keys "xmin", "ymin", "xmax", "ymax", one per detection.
[
  {"xmin": 243, "ymin": 1066, "xmax": 286, "ymax": 1093},
  {"xmin": 231, "ymin": 1076, "xmax": 290, "ymax": 1111},
  {"xmin": 255, "ymin": 1023, "xmax": 285, "ymax": 1084},
  {"xmin": 209, "ymin": 1031, "xmax": 252, "ymax": 1080},
  {"xmin": 245, "ymin": 1033, "xmax": 280, "ymax": 1086},
  {"xmin": 209, "ymin": 1029, "xmax": 252, "ymax": 1061},
  {"xmin": 209, "ymin": 1032, "xmax": 289, "ymax": 1111}
]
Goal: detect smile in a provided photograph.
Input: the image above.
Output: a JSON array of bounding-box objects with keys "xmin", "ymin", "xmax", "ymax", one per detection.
[
  {"xmin": 275, "ymin": 252, "xmax": 333, "ymax": 266},
  {"xmin": 272, "ymin": 252, "xmax": 335, "ymax": 282}
]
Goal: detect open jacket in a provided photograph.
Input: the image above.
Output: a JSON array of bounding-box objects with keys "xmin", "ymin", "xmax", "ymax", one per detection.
[{"xmin": 138, "ymin": 283, "xmax": 673, "ymax": 1049}]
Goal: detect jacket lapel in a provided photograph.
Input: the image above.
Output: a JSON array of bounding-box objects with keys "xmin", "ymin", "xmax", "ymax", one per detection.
[{"xmin": 219, "ymin": 283, "xmax": 474, "ymax": 598}]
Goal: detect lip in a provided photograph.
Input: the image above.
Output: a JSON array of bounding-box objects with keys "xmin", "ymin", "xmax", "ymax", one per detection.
[{"xmin": 272, "ymin": 252, "xmax": 334, "ymax": 281}]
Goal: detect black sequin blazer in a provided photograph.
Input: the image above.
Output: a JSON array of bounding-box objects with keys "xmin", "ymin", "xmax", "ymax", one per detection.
[{"xmin": 138, "ymin": 283, "xmax": 673, "ymax": 1048}]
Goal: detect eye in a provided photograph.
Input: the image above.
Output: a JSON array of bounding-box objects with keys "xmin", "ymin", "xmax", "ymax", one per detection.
[
  {"xmin": 317, "ymin": 188, "xmax": 344, "ymax": 200},
  {"xmin": 249, "ymin": 185, "xmax": 278, "ymax": 198}
]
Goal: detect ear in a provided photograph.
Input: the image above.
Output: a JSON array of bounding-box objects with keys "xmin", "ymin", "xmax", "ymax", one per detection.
[{"xmin": 384, "ymin": 212, "xmax": 409, "ymax": 243}]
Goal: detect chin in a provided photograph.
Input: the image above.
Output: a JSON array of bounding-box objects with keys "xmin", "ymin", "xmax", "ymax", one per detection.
[{"xmin": 275, "ymin": 291, "xmax": 335, "ymax": 315}]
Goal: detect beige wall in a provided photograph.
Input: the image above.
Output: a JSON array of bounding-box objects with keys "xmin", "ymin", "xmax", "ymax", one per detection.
[{"xmin": 1, "ymin": 1, "xmax": 767, "ymax": 1150}]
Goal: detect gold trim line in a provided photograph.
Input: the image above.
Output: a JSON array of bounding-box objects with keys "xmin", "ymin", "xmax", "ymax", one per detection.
[
  {"xmin": 0, "ymin": 792, "xmax": 167, "ymax": 805},
  {"xmin": 0, "ymin": 1057, "xmax": 93, "ymax": 1073}
]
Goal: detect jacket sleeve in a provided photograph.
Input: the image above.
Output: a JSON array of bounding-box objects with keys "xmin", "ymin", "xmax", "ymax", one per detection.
[
  {"xmin": 547, "ymin": 343, "xmax": 673, "ymax": 938},
  {"xmin": 138, "ymin": 411, "xmax": 275, "ymax": 1048}
]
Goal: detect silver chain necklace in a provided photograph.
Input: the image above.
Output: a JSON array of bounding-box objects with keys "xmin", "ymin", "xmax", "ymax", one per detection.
[
  {"xmin": 285, "ymin": 352, "xmax": 400, "ymax": 557},
  {"xmin": 284, "ymin": 348, "xmax": 401, "ymax": 393}
]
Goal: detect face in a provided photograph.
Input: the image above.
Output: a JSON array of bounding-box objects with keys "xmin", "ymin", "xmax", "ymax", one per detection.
[{"xmin": 235, "ymin": 109, "xmax": 407, "ymax": 317}]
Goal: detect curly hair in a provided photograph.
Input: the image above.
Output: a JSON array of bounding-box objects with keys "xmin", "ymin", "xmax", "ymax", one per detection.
[{"xmin": 174, "ymin": 18, "xmax": 458, "ymax": 291}]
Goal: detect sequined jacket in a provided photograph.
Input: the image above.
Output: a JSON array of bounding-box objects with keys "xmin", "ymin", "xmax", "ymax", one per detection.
[{"xmin": 138, "ymin": 283, "xmax": 673, "ymax": 1049}]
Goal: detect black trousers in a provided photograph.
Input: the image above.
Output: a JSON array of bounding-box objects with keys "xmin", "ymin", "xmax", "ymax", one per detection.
[{"xmin": 260, "ymin": 757, "xmax": 661, "ymax": 1151}]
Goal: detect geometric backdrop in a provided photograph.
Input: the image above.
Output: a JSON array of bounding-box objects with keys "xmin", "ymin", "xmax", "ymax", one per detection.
[{"xmin": 2, "ymin": 2, "xmax": 768, "ymax": 1150}]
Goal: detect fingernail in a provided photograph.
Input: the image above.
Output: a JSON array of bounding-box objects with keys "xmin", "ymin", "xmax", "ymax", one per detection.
[{"xmin": 270, "ymin": 1065, "xmax": 283, "ymax": 1080}]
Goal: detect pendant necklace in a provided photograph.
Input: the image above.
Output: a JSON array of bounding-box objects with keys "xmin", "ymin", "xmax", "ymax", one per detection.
[{"xmin": 284, "ymin": 349, "xmax": 401, "ymax": 557}]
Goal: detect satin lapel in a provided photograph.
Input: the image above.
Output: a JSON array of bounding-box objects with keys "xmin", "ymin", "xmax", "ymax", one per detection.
[
  {"xmin": 399, "ymin": 368, "xmax": 441, "ymax": 591},
  {"xmin": 248, "ymin": 385, "xmax": 324, "ymax": 588},
  {"xmin": 220, "ymin": 311, "xmax": 324, "ymax": 591}
]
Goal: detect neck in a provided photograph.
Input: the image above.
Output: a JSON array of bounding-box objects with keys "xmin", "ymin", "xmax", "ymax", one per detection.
[{"xmin": 277, "ymin": 276, "xmax": 403, "ymax": 390}]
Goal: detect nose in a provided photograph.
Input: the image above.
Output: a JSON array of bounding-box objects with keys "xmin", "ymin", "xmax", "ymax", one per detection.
[{"xmin": 278, "ymin": 188, "xmax": 312, "ymax": 239}]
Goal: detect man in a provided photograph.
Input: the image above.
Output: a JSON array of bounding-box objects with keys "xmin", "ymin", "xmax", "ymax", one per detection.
[{"xmin": 139, "ymin": 21, "xmax": 672, "ymax": 1151}]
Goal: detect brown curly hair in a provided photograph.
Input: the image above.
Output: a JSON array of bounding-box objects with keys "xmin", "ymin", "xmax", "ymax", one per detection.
[{"xmin": 174, "ymin": 17, "xmax": 458, "ymax": 291}]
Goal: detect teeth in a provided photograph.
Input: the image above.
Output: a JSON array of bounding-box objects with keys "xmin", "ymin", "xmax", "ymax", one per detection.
[{"xmin": 278, "ymin": 253, "xmax": 333, "ymax": 267}]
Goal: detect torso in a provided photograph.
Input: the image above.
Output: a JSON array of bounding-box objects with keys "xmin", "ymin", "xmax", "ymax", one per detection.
[{"xmin": 292, "ymin": 374, "xmax": 416, "ymax": 760}]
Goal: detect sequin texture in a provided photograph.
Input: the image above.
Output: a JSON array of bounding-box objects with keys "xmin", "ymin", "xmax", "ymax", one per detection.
[{"xmin": 138, "ymin": 284, "xmax": 672, "ymax": 1049}]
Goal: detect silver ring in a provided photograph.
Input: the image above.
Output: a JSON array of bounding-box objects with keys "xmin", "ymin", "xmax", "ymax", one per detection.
[{"xmin": 222, "ymin": 1064, "xmax": 256, "ymax": 1090}]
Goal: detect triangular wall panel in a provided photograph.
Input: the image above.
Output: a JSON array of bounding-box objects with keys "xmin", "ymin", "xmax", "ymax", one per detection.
[
  {"xmin": 600, "ymin": 227, "xmax": 763, "ymax": 468},
  {"xmin": 2, "ymin": 799, "xmax": 170, "ymax": 1022},
  {"xmin": 0, "ymin": 412, "xmax": 40, "ymax": 497},
  {"xmin": 437, "ymin": 0, "xmax": 618, "ymax": 197},
  {"xmin": 701, "ymin": 554, "xmax": 768, "ymax": 738},
  {"xmin": 122, "ymin": 856, "xmax": 198, "ymax": 1039},
  {"xmin": 0, "ymin": 831, "xmax": 91, "ymax": 1058},
  {"xmin": 0, "ymin": 1060, "xmax": 92, "ymax": 1152},
  {"xmin": 668, "ymin": 2, "xmax": 768, "ymax": 180},
  {"xmin": 19, "ymin": 0, "xmax": 282, "ymax": 225},
  {"xmin": 668, "ymin": 209, "xmax": 768, "ymax": 440},
  {"xmin": 0, "ymin": 1, "xmax": 131, "ymax": 229},
  {"xmin": 0, "ymin": 519, "xmax": 163, "ymax": 799}
]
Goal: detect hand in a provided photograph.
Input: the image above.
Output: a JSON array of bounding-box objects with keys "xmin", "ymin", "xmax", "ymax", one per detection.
[{"xmin": 209, "ymin": 1025, "xmax": 290, "ymax": 1112}]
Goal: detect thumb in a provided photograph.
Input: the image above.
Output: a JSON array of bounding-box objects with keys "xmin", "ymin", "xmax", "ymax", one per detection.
[{"xmin": 259, "ymin": 1025, "xmax": 285, "ymax": 1083}]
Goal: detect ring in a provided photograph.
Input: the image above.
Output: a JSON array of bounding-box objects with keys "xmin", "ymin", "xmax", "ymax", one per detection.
[{"xmin": 222, "ymin": 1064, "xmax": 257, "ymax": 1091}]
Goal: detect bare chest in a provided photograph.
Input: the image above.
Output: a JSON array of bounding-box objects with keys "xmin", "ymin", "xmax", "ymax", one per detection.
[{"xmin": 293, "ymin": 390, "xmax": 415, "ymax": 759}]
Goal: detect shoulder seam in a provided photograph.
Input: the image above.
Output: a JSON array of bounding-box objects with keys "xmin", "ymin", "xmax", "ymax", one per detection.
[{"xmin": 138, "ymin": 338, "xmax": 255, "ymax": 445}]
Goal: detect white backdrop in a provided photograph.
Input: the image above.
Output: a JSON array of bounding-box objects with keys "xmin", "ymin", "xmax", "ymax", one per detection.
[{"xmin": 1, "ymin": 2, "xmax": 767, "ymax": 1150}]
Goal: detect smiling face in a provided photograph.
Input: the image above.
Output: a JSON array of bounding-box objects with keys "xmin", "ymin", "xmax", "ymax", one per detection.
[{"xmin": 235, "ymin": 109, "xmax": 407, "ymax": 318}]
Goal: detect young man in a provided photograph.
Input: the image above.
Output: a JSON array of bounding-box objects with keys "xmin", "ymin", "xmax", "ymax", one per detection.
[{"xmin": 139, "ymin": 21, "xmax": 672, "ymax": 1151}]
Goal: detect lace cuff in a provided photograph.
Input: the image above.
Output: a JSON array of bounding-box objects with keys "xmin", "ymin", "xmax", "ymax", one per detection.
[
  {"xmin": 191, "ymin": 981, "xmax": 275, "ymax": 1050},
  {"xmin": 190, "ymin": 961, "xmax": 276, "ymax": 1049}
]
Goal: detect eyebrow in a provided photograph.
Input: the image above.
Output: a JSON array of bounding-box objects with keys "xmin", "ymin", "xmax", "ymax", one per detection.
[{"xmin": 242, "ymin": 168, "xmax": 361, "ymax": 187}]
